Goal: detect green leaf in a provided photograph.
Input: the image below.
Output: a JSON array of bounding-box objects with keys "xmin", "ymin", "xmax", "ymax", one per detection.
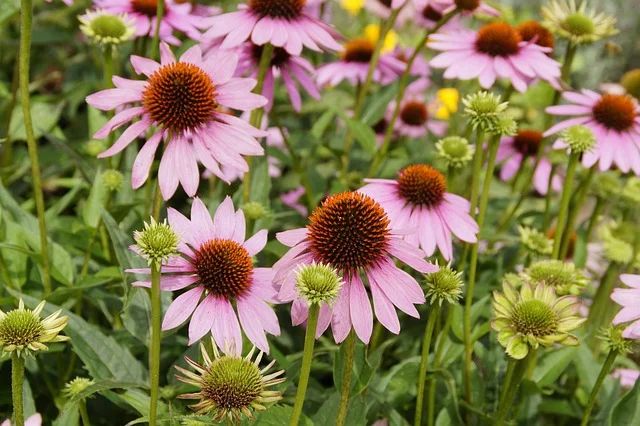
[
  {"xmin": 242, "ymin": 405, "xmax": 313, "ymax": 425},
  {"xmin": 9, "ymin": 102, "xmax": 63, "ymax": 141},
  {"xmin": 574, "ymin": 343, "xmax": 600, "ymax": 391},
  {"xmin": 609, "ymin": 377, "xmax": 640, "ymax": 425},
  {"xmin": 311, "ymin": 110, "xmax": 336, "ymax": 140},
  {"xmin": 83, "ymin": 168, "xmax": 107, "ymax": 229},
  {"xmin": 332, "ymin": 109, "xmax": 377, "ymax": 155},
  {"xmin": 0, "ymin": 0, "xmax": 19, "ymax": 26},
  {"xmin": 14, "ymin": 292, "xmax": 148, "ymax": 384},
  {"xmin": 361, "ymin": 81, "xmax": 400, "ymax": 126},
  {"xmin": 533, "ymin": 347, "xmax": 578, "ymax": 388},
  {"xmin": 102, "ymin": 209, "xmax": 146, "ymax": 287}
]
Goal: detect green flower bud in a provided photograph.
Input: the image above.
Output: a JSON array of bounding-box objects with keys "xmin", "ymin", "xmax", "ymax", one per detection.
[
  {"xmin": 295, "ymin": 262, "xmax": 343, "ymax": 306},
  {"xmin": 424, "ymin": 263, "xmax": 464, "ymax": 306},
  {"xmin": 435, "ymin": 136, "xmax": 475, "ymax": 169},
  {"xmin": 560, "ymin": 125, "xmax": 596, "ymax": 154},
  {"xmin": 621, "ymin": 69, "xmax": 640, "ymax": 99},
  {"xmin": 102, "ymin": 169, "xmax": 123, "ymax": 192},
  {"xmin": 519, "ymin": 226, "xmax": 553, "ymax": 256},
  {"xmin": 85, "ymin": 140, "xmax": 106, "ymax": 157},
  {"xmin": 599, "ymin": 325, "xmax": 634, "ymax": 355},
  {"xmin": 521, "ymin": 260, "xmax": 589, "ymax": 296},
  {"xmin": 133, "ymin": 217, "xmax": 180, "ymax": 267},
  {"xmin": 64, "ymin": 377, "xmax": 95, "ymax": 398},
  {"xmin": 79, "ymin": 9, "xmax": 136, "ymax": 49},
  {"xmin": 463, "ymin": 91, "xmax": 509, "ymax": 133},
  {"xmin": 241, "ymin": 202, "xmax": 269, "ymax": 221}
]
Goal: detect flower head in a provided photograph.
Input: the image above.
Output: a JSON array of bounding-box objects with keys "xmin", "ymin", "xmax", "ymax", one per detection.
[
  {"xmin": 603, "ymin": 239, "xmax": 633, "ymax": 265},
  {"xmin": 612, "ymin": 274, "xmax": 640, "ymax": 339},
  {"xmin": 520, "ymin": 260, "xmax": 589, "ymax": 296},
  {"xmin": 133, "ymin": 217, "xmax": 180, "ymax": 267},
  {"xmin": 599, "ymin": 325, "xmax": 634, "ymax": 355},
  {"xmin": 241, "ymin": 202, "xmax": 269, "ymax": 221},
  {"xmin": 0, "ymin": 299, "xmax": 70, "ymax": 358},
  {"xmin": 542, "ymin": 0, "xmax": 618, "ymax": 45},
  {"xmin": 519, "ymin": 226, "xmax": 553, "ymax": 256},
  {"xmin": 295, "ymin": 262, "xmax": 344, "ymax": 306},
  {"xmin": 492, "ymin": 114, "xmax": 518, "ymax": 136},
  {"xmin": 424, "ymin": 262, "xmax": 464, "ymax": 306},
  {"xmin": 621, "ymin": 69, "xmax": 640, "ymax": 99},
  {"xmin": 463, "ymin": 91, "xmax": 508, "ymax": 132},
  {"xmin": 517, "ymin": 20, "xmax": 555, "ymax": 54},
  {"xmin": 102, "ymin": 169, "xmax": 123, "ymax": 192},
  {"xmin": 560, "ymin": 125, "xmax": 596, "ymax": 154},
  {"xmin": 492, "ymin": 281, "xmax": 585, "ymax": 359},
  {"xmin": 436, "ymin": 136, "xmax": 474, "ymax": 169},
  {"xmin": 176, "ymin": 340, "xmax": 284, "ymax": 423},
  {"xmin": 79, "ymin": 9, "xmax": 136, "ymax": 49},
  {"xmin": 387, "ymin": 95, "xmax": 448, "ymax": 139},
  {"xmin": 612, "ymin": 369, "xmax": 640, "ymax": 388},
  {"xmin": 64, "ymin": 377, "xmax": 95, "ymax": 398}
]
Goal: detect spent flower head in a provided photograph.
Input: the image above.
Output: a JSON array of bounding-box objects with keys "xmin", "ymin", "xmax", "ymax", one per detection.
[
  {"xmin": 463, "ymin": 91, "xmax": 509, "ymax": 133},
  {"xmin": 0, "ymin": 299, "xmax": 70, "ymax": 358},
  {"xmin": 542, "ymin": 0, "xmax": 618, "ymax": 45},
  {"xmin": 424, "ymin": 262, "xmax": 464, "ymax": 306},
  {"xmin": 102, "ymin": 169, "xmax": 123, "ymax": 192},
  {"xmin": 519, "ymin": 226, "xmax": 553, "ymax": 256},
  {"xmin": 560, "ymin": 125, "xmax": 596, "ymax": 154},
  {"xmin": 295, "ymin": 262, "xmax": 343, "ymax": 306},
  {"xmin": 599, "ymin": 325, "xmax": 634, "ymax": 355},
  {"xmin": 176, "ymin": 339, "xmax": 284, "ymax": 423},
  {"xmin": 492, "ymin": 281, "xmax": 586, "ymax": 359},
  {"xmin": 521, "ymin": 260, "xmax": 589, "ymax": 296},
  {"xmin": 436, "ymin": 136, "xmax": 475, "ymax": 169},
  {"xmin": 133, "ymin": 217, "xmax": 180, "ymax": 267},
  {"xmin": 79, "ymin": 9, "xmax": 135, "ymax": 49},
  {"xmin": 64, "ymin": 377, "xmax": 95, "ymax": 398}
]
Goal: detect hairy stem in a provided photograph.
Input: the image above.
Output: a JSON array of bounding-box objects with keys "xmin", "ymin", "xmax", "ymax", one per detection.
[
  {"xmin": 290, "ymin": 304, "xmax": 320, "ymax": 426},
  {"xmin": 12, "ymin": 353, "xmax": 25, "ymax": 426},
  {"xmin": 149, "ymin": 262, "xmax": 162, "ymax": 426},
  {"xmin": 336, "ymin": 331, "xmax": 356, "ymax": 426}
]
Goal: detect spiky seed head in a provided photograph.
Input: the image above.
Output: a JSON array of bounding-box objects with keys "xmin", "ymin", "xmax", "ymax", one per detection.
[
  {"xmin": 102, "ymin": 169, "xmax": 123, "ymax": 192},
  {"xmin": 241, "ymin": 202, "xmax": 269, "ymax": 221},
  {"xmin": 64, "ymin": 377, "xmax": 95, "ymax": 398},
  {"xmin": 0, "ymin": 299, "xmax": 70, "ymax": 359},
  {"xmin": 295, "ymin": 262, "xmax": 343, "ymax": 306},
  {"xmin": 560, "ymin": 125, "xmax": 596, "ymax": 154},
  {"xmin": 519, "ymin": 226, "xmax": 553, "ymax": 256},
  {"xmin": 463, "ymin": 91, "xmax": 509, "ymax": 133},
  {"xmin": 424, "ymin": 262, "xmax": 464, "ymax": 306},
  {"xmin": 133, "ymin": 217, "xmax": 180, "ymax": 267},
  {"xmin": 435, "ymin": 136, "xmax": 475, "ymax": 169},
  {"xmin": 599, "ymin": 325, "xmax": 634, "ymax": 355},
  {"xmin": 521, "ymin": 260, "xmax": 589, "ymax": 296}
]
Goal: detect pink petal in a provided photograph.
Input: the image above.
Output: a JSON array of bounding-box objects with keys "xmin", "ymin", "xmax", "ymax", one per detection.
[
  {"xmin": 162, "ymin": 286, "xmax": 203, "ymax": 330},
  {"xmin": 188, "ymin": 295, "xmax": 216, "ymax": 344}
]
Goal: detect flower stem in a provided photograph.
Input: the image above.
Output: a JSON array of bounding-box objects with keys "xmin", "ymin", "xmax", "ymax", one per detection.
[
  {"xmin": 559, "ymin": 166, "xmax": 595, "ymax": 259},
  {"xmin": 464, "ymin": 134, "xmax": 500, "ymax": 407},
  {"xmin": 368, "ymin": 9, "xmax": 458, "ymax": 177},
  {"xmin": 149, "ymin": 261, "xmax": 162, "ymax": 426},
  {"xmin": 495, "ymin": 354, "xmax": 531, "ymax": 425},
  {"xmin": 552, "ymin": 153, "xmax": 579, "ymax": 259},
  {"xmin": 415, "ymin": 304, "xmax": 441, "ymax": 426},
  {"xmin": 585, "ymin": 197, "xmax": 604, "ymax": 244},
  {"xmin": 79, "ymin": 399, "xmax": 91, "ymax": 426},
  {"xmin": 243, "ymin": 43, "xmax": 274, "ymax": 204},
  {"xmin": 11, "ymin": 353, "xmax": 25, "ymax": 426},
  {"xmin": 20, "ymin": 0, "xmax": 52, "ymax": 296},
  {"xmin": 336, "ymin": 330, "xmax": 356, "ymax": 426},
  {"xmin": 588, "ymin": 263, "xmax": 618, "ymax": 336},
  {"xmin": 150, "ymin": 0, "xmax": 165, "ymax": 60},
  {"xmin": 458, "ymin": 128, "xmax": 484, "ymax": 269},
  {"xmin": 542, "ymin": 164, "xmax": 558, "ymax": 229},
  {"xmin": 581, "ymin": 350, "xmax": 618, "ymax": 426},
  {"xmin": 290, "ymin": 304, "xmax": 320, "ymax": 426},
  {"xmin": 427, "ymin": 306, "xmax": 454, "ymax": 426}
]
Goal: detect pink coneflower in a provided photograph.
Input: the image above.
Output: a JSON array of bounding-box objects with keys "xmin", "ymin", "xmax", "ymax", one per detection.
[
  {"xmin": 429, "ymin": 22, "xmax": 561, "ymax": 93},
  {"xmin": 498, "ymin": 129, "xmax": 561, "ymax": 195},
  {"xmin": 440, "ymin": 0, "xmax": 500, "ymax": 16},
  {"xmin": 392, "ymin": 46, "xmax": 431, "ymax": 92},
  {"xmin": 387, "ymin": 95, "xmax": 448, "ymax": 138},
  {"xmin": 545, "ymin": 91, "xmax": 640, "ymax": 174},
  {"xmin": 612, "ymin": 369, "xmax": 640, "ymax": 388},
  {"xmin": 128, "ymin": 197, "xmax": 280, "ymax": 353},
  {"xmin": 280, "ymin": 186, "xmax": 308, "ymax": 217},
  {"xmin": 93, "ymin": 0, "xmax": 204, "ymax": 44},
  {"xmin": 86, "ymin": 43, "xmax": 267, "ymax": 200},
  {"xmin": 233, "ymin": 42, "xmax": 320, "ymax": 112},
  {"xmin": 201, "ymin": 0, "xmax": 343, "ymax": 56},
  {"xmin": 316, "ymin": 38, "xmax": 405, "ymax": 86},
  {"xmin": 364, "ymin": 0, "xmax": 412, "ymax": 25},
  {"xmin": 410, "ymin": 0, "xmax": 462, "ymax": 30},
  {"xmin": 611, "ymin": 274, "xmax": 640, "ymax": 339},
  {"xmin": 274, "ymin": 191, "xmax": 438, "ymax": 343},
  {"xmin": 359, "ymin": 165, "xmax": 478, "ymax": 261}
]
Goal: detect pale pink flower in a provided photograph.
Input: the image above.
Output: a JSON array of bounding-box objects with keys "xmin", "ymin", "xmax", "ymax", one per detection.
[
  {"xmin": 386, "ymin": 95, "xmax": 448, "ymax": 139},
  {"xmin": 202, "ymin": 0, "xmax": 343, "ymax": 56},
  {"xmin": 612, "ymin": 369, "xmax": 640, "ymax": 388},
  {"xmin": 364, "ymin": 0, "xmax": 413, "ymax": 25},
  {"xmin": 498, "ymin": 129, "xmax": 562, "ymax": 195},
  {"xmin": 127, "ymin": 197, "xmax": 280, "ymax": 353},
  {"xmin": 316, "ymin": 38, "xmax": 405, "ymax": 87},
  {"xmin": 546, "ymin": 91, "xmax": 640, "ymax": 175},
  {"xmin": 233, "ymin": 42, "xmax": 320, "ymax": 112},
  {"xmin": 85, "ymin": 43, "xmax": 267, "ymax": 200},
  {"xmin": 392, "ymin": 46, "xmax": 432, "ymax": 92},
  {"xmin": 93, "ymin": 0, "xmax": 205, "ymax": 45},
  {"xmin": 274, "ymin": 191, "xmax": 438, "ymax": 344},
  {"xmin": 612, "ymin": 274, "xmax": 640, "ymax": 339},
  {"xmin": 359, "ymin": 165, "xmax": 478, "ymax": 261},
  {"xmin": 430, "ymin": 22, "xmax": 561, "ymax": 93},
  {"xmin": 437, "ymin": 0, "xmax": 500, "ymax": 16},
  {"xmin": 280, "ymin": 186, "xmax": 308, "ymax": 217},
  {"xmin": 409, "ymin": 0, "xmax": 463, "ymax": 30}
]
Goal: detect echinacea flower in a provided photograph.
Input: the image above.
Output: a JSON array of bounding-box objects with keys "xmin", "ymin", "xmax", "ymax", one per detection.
[
  {"xmin": 176, "ymin": 339, "xmax": 284, "ymax": 422},
  {"xmin": 424, "ymin": 262, "xmax": 464, "ymax": 306},
  {"xmin": 233, "ymin": 42, "xmax": 320, "ymax": 112},
  {"xmin": 430, "ymin": 22, "xmax": 562, "ymax": 92},
  {"xmin": 359, "ymin": 165, "xmax": 478, "ymax": 260},
  {"xmin": 542, "ymin": 0, "xmax": 618, "ymax": 45},
  {"xmin": 545, "ymin": 91, "xmax": 640, "ymax": 174},
  {"xmin": 202, "ymin": 0, "xmax": 343, "ymax": 56},
  {"xmin": 1, "ymin": 414, "xmax": 42, "ymax": 426},
  {"xmin": 94, "ymin": 0, "xmax": 205, "ymax": 45},
  {"xmin": 0, "ymin": 299, "xmax": 70, "ymax": 358},
  {"xmin": 463, "ymin": 91, "xmax": 509, "ymax": 132},
  {"xmin": 386, "ymin": 95, "xmax": 448, "ymax": 139},
  {"xmin": 612, "ymin": 369, "xmax": 640, "ymax": 388},
  {"xmin": 79, "ymin": 9, "xmax": 136, "ymax": 49},
  {"xmin": 102, "ymin": 169, "xmax": 124, "ymax": 192},
  {"xmin": 133, "ymin": 217, "xmax": 180, "ymax": 267},
  {"xmin": 127, "ymin": 197, "xmax": 280, "ymax": 353},
  {"xmin": 600, "ymin": 325, "xmax": 634, "ymax": 355},
  {"xmin": 364, "ymin": 0, "xmax": 412, "ymax": 25},
  {"xmin": 274, "ymin": 191, "xmax": 438, "ymax": 344},
  {"xmin": 519, "ymin": 259, "xmax": 589, "ymax": 296},
  {"xmin": 611, "ymin": 274, "xmax": 640, "ymax": 339},
  {"xmin": 280, "ymin": 186, "xmax": 308, "ymax": 217},
  {"xmin": 498, "ymin": 129, "xmax": 562, "ymax": 195},
  {"xmin": 316, "ymin": 38, "xmax": 405, "ymax": 87},
  {"xmin": 86, "ymin": 43, "xmax": 267, "ymax": 199},
  {"xmin": 64, "ymin": 377, "xmax": 96, "ymax": 397},
  {"xmin": 410, "ymin": 0, "xmax": 462, "ymax": 31},
  {"xmin": 492, "ymin": 281, "xmax": 585, "ymax": 359},
  {"xmin": 519, "ymin": 226, "xmax": 553, "ymax": 257},
  {"xmin": 435, "ymin": 136, "xmax": 474, "ymax": 169},
  {"xmin": 516, "ymin": 20, "xmax": 555, "ymax": 55},
  {"xmin": 295, "ymin": 262, "xmax": 344, "ymax": 307}
]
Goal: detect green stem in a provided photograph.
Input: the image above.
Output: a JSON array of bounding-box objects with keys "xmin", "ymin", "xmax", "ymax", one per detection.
[
  {"xmin": 336, "ymin": 331, "xmax": 356, "ymax": 426},
  {"xmin": 11, "ymin": 353, "xmax": 25, "ymax": 426},
  {"xmin": 581, "ymin": 350, "xmax": 618, "ymax": 426},
  {"xmin": 464, "ymin": 135, "xmax": 500, "ymax": 407},
  {"xmin": 243, "ymin": 43, "xmax": 274, "ymax": 204},
  {"xmin": 552, "ymin": 154, "xmax": 579, "ymax": 259},
  {"xmin": 559, "ymin": 167, "xmax": 595, "ymax": 259},
  {"xmin": 415, "ymin": 305, "xmax": 441, "ymax": 426},
  {"xmin": 542, "ymin": 164, "xmax": 558, "ymax": 230},
  {"xmin": 498, "ymin": 358, "xmax": 517, "ymax": 407},
  {"xmin": 427, "ymin": 306, "xmax": 454, "ymax": 426},
  {"xmin": 368, "ymin": 9, "xmax": 459, "ymax": 177},
  {"xmin": 79, "ymin": 399, "xmax": 91, "ymax": 426},
  {"xmin": 585, "ymin": 197, "xmax": 604, "ymax": 244},
  {"xmin": 1, "ymin": 60, "xmax": 20, "ymax": 175},
  {"xmin": 495, "ymin": 355, "xmax": 531, "ymax": 425},
  {"xmin": 150, "ymin": 0, "xmax": 165, "ymax": 60},
  {"xmin": 588, "ymin": 263, "xmax": 618, "ymax": 336},
  {"xmin": 20, "ymin": 0, "xmax": 51, "ymax": 296},
  {"xmin": 289, "ymin": 304, "xmax": 320, "ymax": 426},
  {"xmin": 149, "ymin": 262, "xmax": 162, "ymax": 426}
]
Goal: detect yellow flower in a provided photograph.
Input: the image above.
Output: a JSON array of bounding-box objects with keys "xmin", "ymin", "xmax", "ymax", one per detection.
[
  {"xmin": 364, "ymin": 24, "xmax": 398, "ymax": 53},
  {"xmin": 341, "ymin": 0, "xmax": 365, "ymax": 15},
  {"xmin": 434, "ymin": 88, "xmax": 460, "ymax": 119}
]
